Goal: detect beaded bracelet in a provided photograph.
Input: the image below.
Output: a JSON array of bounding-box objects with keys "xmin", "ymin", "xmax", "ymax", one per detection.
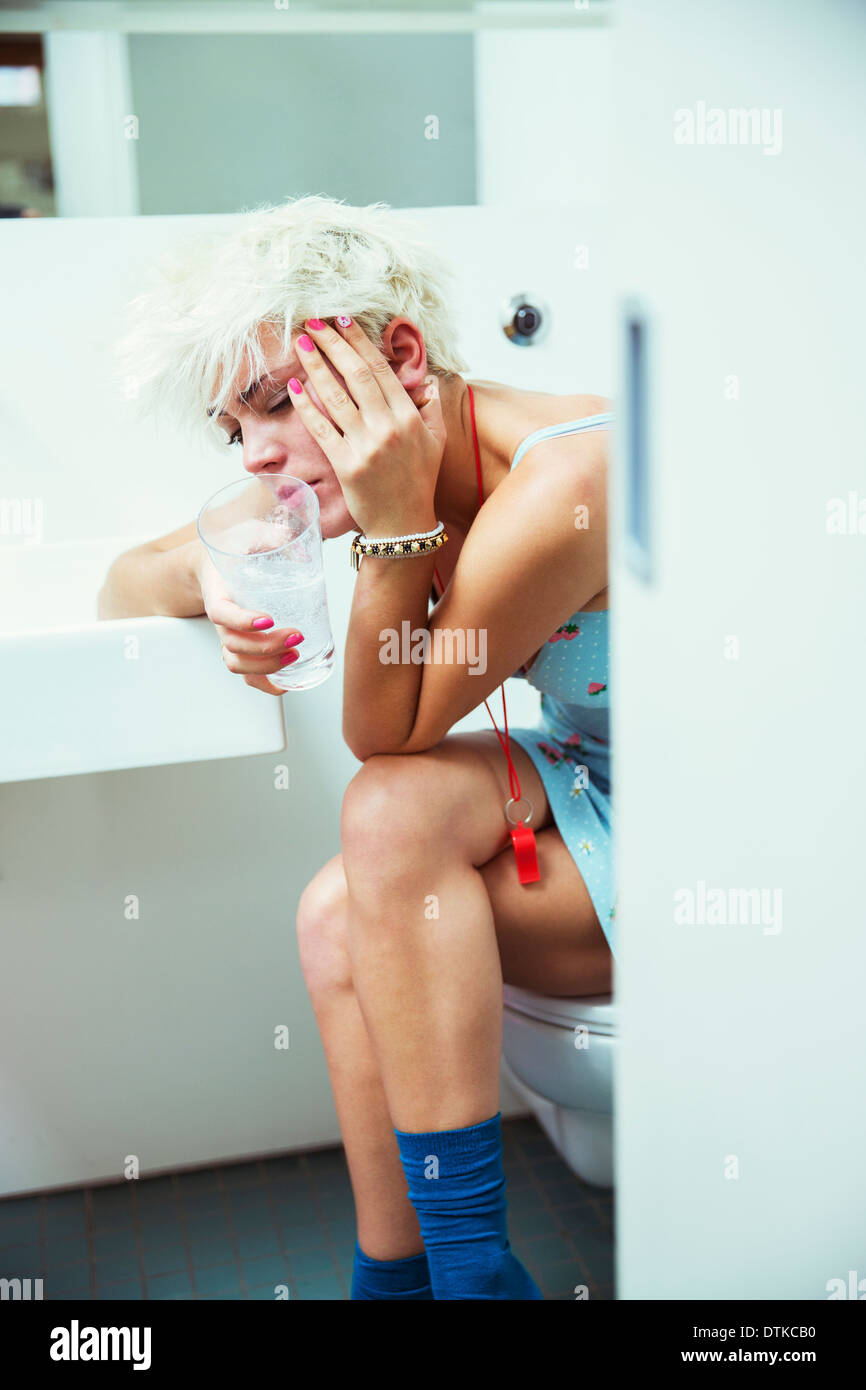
[{"xmin": 350, "ymin": 521, "xmax": 448, "ymax": 571}]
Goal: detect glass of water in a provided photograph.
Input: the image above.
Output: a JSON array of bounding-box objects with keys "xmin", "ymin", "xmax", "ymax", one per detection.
[{"xmin": 196, "ymin": 474, "xmax": 335, "ymax": 691}]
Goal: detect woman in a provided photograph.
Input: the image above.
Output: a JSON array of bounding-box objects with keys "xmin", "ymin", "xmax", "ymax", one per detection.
[{"xmin": 101, "ymin": 195, "xmax": 614, "ymax": 1301}]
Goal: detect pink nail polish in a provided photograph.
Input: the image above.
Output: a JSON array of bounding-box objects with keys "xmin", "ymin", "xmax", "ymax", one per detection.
[
  {"xmin": 297, "ymin": 334, "xmax": 314, "ymax": 352},
  {"xmin": 306, "ymin": 318, "xmax": 325, "ymax": 331},
  {"xmin": 280, "ymin": 652, "xmax": 299, "ymax": 666},
  {"xmin": 336, "ymin": 315, "xmax": 352, "ymax": 328},
  {"xmin": 284, "ymin": 632, "xmax": 305, "ymax": 648},
  {"xmin": 288, "ymin": 378, "xmax": 303, "ymax": 394},
  {"xmin": 252, "ymin": 617, "xmax": 274, "ymax": 630}
]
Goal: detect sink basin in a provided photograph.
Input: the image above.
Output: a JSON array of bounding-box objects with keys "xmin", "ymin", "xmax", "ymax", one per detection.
[{"xmin": 0, "ymin": 537, "xmax": 286, "ymax": 783}]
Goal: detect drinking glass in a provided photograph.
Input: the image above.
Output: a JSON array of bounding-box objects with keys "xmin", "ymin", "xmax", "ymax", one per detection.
[{"xmin": 196, "ymin": 475, "xmax": 335, "ymax": 692}]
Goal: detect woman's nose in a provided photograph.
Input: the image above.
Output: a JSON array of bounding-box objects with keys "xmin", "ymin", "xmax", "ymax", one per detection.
[{"xmin": 240, "ymin": 421, "xmax": 287, "ymax": 475}]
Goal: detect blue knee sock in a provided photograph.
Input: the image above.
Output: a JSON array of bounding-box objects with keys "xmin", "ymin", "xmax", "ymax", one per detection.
[
  {"xmin": 393, "ymin": 1111, "xmax": 543, "ymax": 1301},
  {"xmin": 350, "ymin": 1239, "xmax": 434, "ymax": 1300}
]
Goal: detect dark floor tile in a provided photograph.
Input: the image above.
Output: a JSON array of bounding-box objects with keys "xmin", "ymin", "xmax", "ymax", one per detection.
[
  {"xmin": 89, "ymin": 1184, "xmax": 135, "ymax": 1226},
  {"xmin": 47, "ymin": 1264, "xmax": 94, "ymax": 1298},
  {"xmin": 293, "ymin": 1271, "xmax": 346, "ymax": 1300},
  {"xmin": 44, "ymin": 1233, "xmax": 91, "ymax": 1267},
  {"xmin": 333, "ymin": 1242, "xmax": 356, "ymax": 1273},
  {"xmin": 304, "ymin": 1149, "xmax": 349, "ymax": 1177},
  {"xmin": 140, "ymin": 1244, "xmax": 187, "ymax": 1278},
  {"xmin": 516, "ymin": 1137, "xmax": 558, "ymax": 1161},
  {"xmin": 92, "ymin": 1229, "xmax": 139, "ymax": 1262},
  {"xmin": 134, "ymin": 1176, "xmax": 176, "ymax": 1201},
  {"xmin": 288, "ymin": 1245, "xmax": 337, "ymax": 1281},
  {"xmin": 324, "ymin": 1215, "xmax": 356, "ymax": 1245},
  {"xmin": 219, "ymin": 1162, "xmax": 263, "ymax": 1190},
  {"xmin": 261, "ymin": 1155, "xmax": 305, "ymax": 1178},
  {"xmin": 508, "ymin": 1182, "xmax": 547, "ymax": 1210},
  {"xmin": 193, "ymin": 1263, "xmax": 243, "ymax": 1296},
  {"xmin": 175, "ymin": 1168, "xmax": 220, "ymax": 1194},
  {"xmin": 182, "ymin": 1206, "xmax": 230, "ymax": 1239},
  {"xmin": 537, "ymin": 1258, "xmax": 588, "ymax": 1298},
  {"xmin": 521, "ymin": 1232, "xmax": 579, "ymax": 1267},
  {"xmin": 311, "ymin": 1169, "xmax": 352, "ymax": 1195},
  {"xmin": 277, "ymin": 1220, "xmax": 329, "ymax": 1253},
  {"xmin": 569, "ymin": 1227, "xmax": 614, "ymax": 1285},
  {"xmin": 0, "ymin": 1212, "xmax": 41, "ymax": 1248},
  {"xmin": 510, "ymin": 1206, "xmax": 558, "ymax": 1239},
  {"xmin": 135, "ymin": 1202, "xmax": 179, "ymax": 1233},
  {"xmin": 555, "ymin": 1204, "xmax": 608, "ymax": 1238},
  {"xmin": 0, "ymin": 1242, "xmax": 43, "ymax": 1278},
  {"xmin": 503, "ymin": 1118, "xmax": 541, "ymax": 1138},
  {"xmin": 96, "ymin": 1278, "xmax": 144, "ymax": 1300},
  {"xmin": 234, "ymin": 1225, "xmax": 282, "ymax": 1260},
  {"xmin": 43, "ymin": 1211, "xmax": 86, "ymax": 1239},
  {"xmin": 139, "ymin": 1221, "xmax": 183, "ymax": 1251},
  {"xmin": 535, "ymin": 1168, "xmax": 587, "ymax": 1196},
  {"xmin": 180, "ymin": 1193, "xmax": 228, "ymax": 1223},
  {"xmin": 241, "ymin": 1253, "xmax": 291, "ymax": 1290},
  {"xmin": 184, "ymin": 1239, "xmax": 234, "ymax": 1273},
  {"xmin": 94, "ymin": 1254, "xmax": 141, "ymax": 1289},
  {"xmin": 227, "ymin": 1193, "xmax": 272, "ymax": 1223},
  {"xmin": 502, "ymin": 1164, "xmax": 533, "ymax": 1191},
  {"xmin": 273, "ymin": 1199, "xmax": 322, "ymax": 1230},
  {"xmin": 146, "ymin": 1270, "xmax": 193, "ymax": 1299},
  {"xmin": 263, "ymin": 1173, "xmax": 309, "ymax": 1200},
  {"xmin": 531, "ymin": 1154, "xmax": 575, "ymax": 1181},
  {"xmin": 0, "ymin": 1195, "xmax": 41, "ymax": 1220},
  {"xmin": 314, "ymin": 1192, "xmax": 355, "ymax": 1221},
  {"xmin": 43, "ymin": 1191, "xmax": 86, "ymax": 1218}
]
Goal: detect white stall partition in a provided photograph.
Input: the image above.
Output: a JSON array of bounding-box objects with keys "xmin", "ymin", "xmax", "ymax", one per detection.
[{"xmin": 611, "ymin": 0, "xmax": 866, "ymax": 1299}]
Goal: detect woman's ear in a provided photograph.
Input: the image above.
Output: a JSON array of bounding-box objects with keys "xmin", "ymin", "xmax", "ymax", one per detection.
[{"xmin": 380, "ymin": 316, "xmax": 427, "ymax": 393}]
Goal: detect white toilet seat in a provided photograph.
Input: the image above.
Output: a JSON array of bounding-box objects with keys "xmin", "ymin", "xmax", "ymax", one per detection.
[{"xmin": 503, "ymin": 986, "xmax": 617, "ymax": 1035}]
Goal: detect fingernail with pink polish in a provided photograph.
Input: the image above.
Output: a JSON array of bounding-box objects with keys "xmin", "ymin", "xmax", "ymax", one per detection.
[
  {"xmin": 297, "ymin": 334, "xmax": 314, "ymax": 352},
  {"xmin": 306, "ymin": 318, "xmax": 325, "ymax": 330},
  {"xmin": 280, "ymin": 652, "xmax": 299, "ymax": 667},
  {"xmin": 336, "ymin": 315, "xmax": 352, "ymax": 328},
  {"xmin": 252, "ymin": 617, "xmax": 274, "ymax": 630},
  {"xmin": 284, "ymin": 632, "xmax": 305, "ymax": 648},
  {"xmin": 288, "ymin": 378, "xmax": 303, "ymax": 394}
]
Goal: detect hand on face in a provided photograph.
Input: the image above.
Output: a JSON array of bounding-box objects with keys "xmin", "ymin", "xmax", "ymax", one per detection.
[{"xmin": 287, "ymin": 317, "xmax": 447, "ymax": 537}]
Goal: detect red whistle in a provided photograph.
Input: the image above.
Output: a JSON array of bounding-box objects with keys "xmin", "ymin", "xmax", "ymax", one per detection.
[{"xmin": 510, "ymin": 821, "xmax": 540, "ymax": 885}]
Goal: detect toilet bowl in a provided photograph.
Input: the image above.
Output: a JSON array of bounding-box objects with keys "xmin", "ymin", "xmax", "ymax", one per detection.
[{"xmin": 501, "ymin": 986, "xmax": 616, "ymax": 1188}]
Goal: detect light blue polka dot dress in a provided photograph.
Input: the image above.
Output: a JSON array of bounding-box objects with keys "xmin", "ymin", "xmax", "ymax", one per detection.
[{"xmin": 506, "ymin": 414, "xmax": 616, "ymax": 958}]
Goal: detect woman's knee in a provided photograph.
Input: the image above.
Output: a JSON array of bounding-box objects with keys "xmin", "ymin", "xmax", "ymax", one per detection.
[
  {"xmin": 340, "ymin": 751, "xmax": 451, "ymax": 867},
  {"xmin": 296, "ymin": 855, "xmax": 353, "ymax": 994}
]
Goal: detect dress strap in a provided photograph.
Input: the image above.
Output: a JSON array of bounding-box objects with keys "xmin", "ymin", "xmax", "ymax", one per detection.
[{"xmin": 511, "ymin": 412, "xmax": 614, "ymax": 471}]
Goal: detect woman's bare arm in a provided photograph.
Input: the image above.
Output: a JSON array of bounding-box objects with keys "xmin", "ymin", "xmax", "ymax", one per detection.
[
  {"xmin": 342, "ymin": 433, "xmax": 608, "ymax": 760},
  {"xmin": 97, "ymin": 521, "xmax": 206, "ymax": 620}
]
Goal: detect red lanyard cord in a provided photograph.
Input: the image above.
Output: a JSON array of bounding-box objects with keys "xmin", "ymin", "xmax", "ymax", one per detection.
[{"xmin": 432, "ymin": 382, "xmax": 525, "ymax": 812}]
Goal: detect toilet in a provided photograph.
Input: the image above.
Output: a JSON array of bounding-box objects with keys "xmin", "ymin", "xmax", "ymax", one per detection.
[{"xmin": 501, "ymin": 987, "xmax": 616, "ymax": 1189}]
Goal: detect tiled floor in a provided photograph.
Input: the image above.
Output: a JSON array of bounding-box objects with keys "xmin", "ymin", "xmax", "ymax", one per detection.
[{"xmin": 0, "ymin": 1116, "xmax": 614, "ymax": 1301}]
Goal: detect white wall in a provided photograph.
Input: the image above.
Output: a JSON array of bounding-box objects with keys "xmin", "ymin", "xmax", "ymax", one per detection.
[{"xmin": 475, "ymin": 5, "xmax": 610, "ymax": 207}]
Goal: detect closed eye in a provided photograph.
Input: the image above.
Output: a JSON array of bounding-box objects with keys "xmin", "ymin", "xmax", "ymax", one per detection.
[{"xmin": 225, "ymin": 391, "xmax": 293, "ymax": 446}]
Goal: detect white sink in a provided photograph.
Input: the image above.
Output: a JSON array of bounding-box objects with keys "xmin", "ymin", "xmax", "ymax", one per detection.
[{"xmin": 0, "ymin": 537, "xmax": 286, "ymax": 783}]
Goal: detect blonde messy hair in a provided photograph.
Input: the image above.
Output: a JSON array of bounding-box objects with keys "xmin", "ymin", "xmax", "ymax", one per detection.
[{"xmin": 118, "ymin": 193, "xmax": 470, "ymax": 440}]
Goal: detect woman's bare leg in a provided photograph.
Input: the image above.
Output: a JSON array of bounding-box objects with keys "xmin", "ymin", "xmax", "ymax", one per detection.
[
  {"xmin": 339, "ymin": 731, "xmax": 610, "ymax": 1133},
  {"xmin": 296, "ymin": 731, "xmax": 611, "ymax": 1260},
  {"xmin": 297, "ymin": 857, "xmax": 425, "ymax": 1261}
]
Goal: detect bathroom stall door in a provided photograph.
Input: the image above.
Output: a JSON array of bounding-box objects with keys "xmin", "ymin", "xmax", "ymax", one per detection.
[{"xmin": 611, "ymin": 0, "xmax": 866, "ymax": 1297}]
